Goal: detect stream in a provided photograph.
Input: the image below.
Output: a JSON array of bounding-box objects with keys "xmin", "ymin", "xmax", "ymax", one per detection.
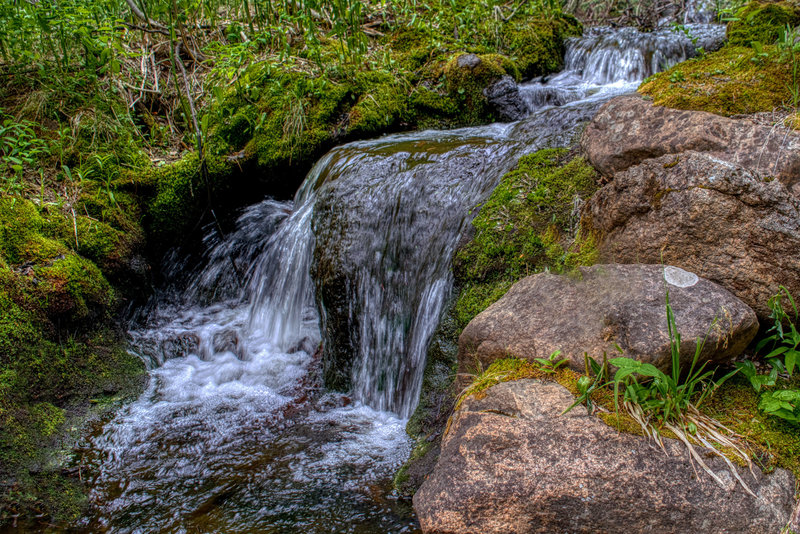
[{"xmin": 79, "ymin": 19, "xmax": 725, "ymax": 534}]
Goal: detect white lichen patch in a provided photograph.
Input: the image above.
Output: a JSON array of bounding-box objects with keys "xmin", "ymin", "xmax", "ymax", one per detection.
[{"xmin": 663, "ymin": 265, "xmax": 699, "ymax": 288}]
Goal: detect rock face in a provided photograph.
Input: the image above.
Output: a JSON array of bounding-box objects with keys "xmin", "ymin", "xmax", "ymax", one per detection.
[
  {"xmin": 581, "ymin": 95, "xmax": 800, "ymax": 197},
  {"xmin": 582, "ymin": 151, "xmax": 800, "ymax": 320},
  {"xmin": 413, "ymin": 379, "xmax": 797, "ymax": 534},
  {"xmin": 458, "ymin": 264, "xmax": 758, "ymax": 377}
]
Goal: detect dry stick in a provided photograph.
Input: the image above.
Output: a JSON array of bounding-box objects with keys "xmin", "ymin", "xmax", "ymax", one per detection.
[{"xmin": 125, "ymin": 0, "xmax": 168, "ymax": 30}]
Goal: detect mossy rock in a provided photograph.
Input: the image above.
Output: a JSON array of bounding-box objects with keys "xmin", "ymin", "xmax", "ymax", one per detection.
[
  {"xmin": 502, "ymin": 14, "xmax": 582, "ymax": 79},
  {"xmin": 35, "ymin": 253, "xmax": 114, "ymax": 321},
  {"xmin": 443, "ymin": 53, "xmax": 516, "ymax": 124},
  {"xmin": 454, "ymin": 148, "xmax": 599, "ymax": 287},
  {"xmin": 727, "ymin": 1, "xmax": 800, "ymax": 46},
  {"xmin": 0, "ymin": 197, "xmax": 66, "ymax": 265},
  {"xmin": 638, "ymin": 45, "xmax": 793, "ymax": 116}
]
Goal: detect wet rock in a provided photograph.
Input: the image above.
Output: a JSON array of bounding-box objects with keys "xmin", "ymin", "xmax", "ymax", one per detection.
[
  {"xmin": 414, "ymin": 379, "xmax": 797, "ymax": 534},
  {"xmin": 581, "ymin": 95, "xmax": 800, "ymax": 196},
  {"xmin": 212, "ymin": 329, "xmax": 244, "ymax": 359},
  {"xmin": 483, "ymin": 75, "xmax": 527, "ymax": 122},
  {"xmin": 458, "ymin": 264, "xmax": 758, "ymax": 377},
  {"xmin": 582, "ymin": 152, "xmax": 800, "ymax": 320}
]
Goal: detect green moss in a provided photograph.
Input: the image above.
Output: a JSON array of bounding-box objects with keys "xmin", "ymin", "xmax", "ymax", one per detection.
[
  {"xmin": 638, "ymin": 45, "xmax": 793, "ymax": 116},
  {"xmin": 348, "ymin": 71, "xmax": 410, "ymax": 135},
  {"xmin": 727, "ymin": 1, "xmax": 800, "ymax": 46},
  {"xmin": 35, "ymin": 253, "xmax": 114, "ymax": 321},
  {"xmin": 502, "ymin": 14, "xmax": 582, "ymax": 79},
  {"xmin": 0, "ymin": 197, "xmax": 66, "ymax": 264},
  {"xmin": 705, "ymin": 375, "xmax": 800, "ymax": 479},
  {"xmin": 443, "ymin": 53, "xmax": 514, "ymax": 124},
  {"xmin": 147, "ymin": 152, "xmax": 234, "ymax": 242},
  {"xmin": 454, "ymin": 148, "xmax": 599, "ymax": 286}
]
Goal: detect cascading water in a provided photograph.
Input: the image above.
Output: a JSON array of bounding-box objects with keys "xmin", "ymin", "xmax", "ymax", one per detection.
[
  {"xmin": 519, "ymin": 22, "xmax": 725, "ymax": 111},
  {"xmin": 83, "ymin": 19, "xmax": 723, "ymax": 533}
]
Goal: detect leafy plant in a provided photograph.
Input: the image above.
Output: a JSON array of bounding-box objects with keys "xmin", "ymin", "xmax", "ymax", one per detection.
[
  {"xmin": 759, "ymin": 389, "xmax": 800, "ymax": 422},
  {"xmin": 609, "ymin": 287, "xmax": 751, "ymax": 493},
  {"xmin": 738, "ymin": 286, "xmax": 800, "ymax": 424},
  {"xmin": 0, "ymin": 115, "xmax": 49, "ymax": 194},
  {"xmin": 534, "ymin": 349, "xmax": 568, "ymax": 374},
  {"xmin": 777, "ymin": 25, "xmax": 800, "ymax": 109},
  {"xmin": 562, "ymin": 352, "xmax": 609, "ymax": 415}
]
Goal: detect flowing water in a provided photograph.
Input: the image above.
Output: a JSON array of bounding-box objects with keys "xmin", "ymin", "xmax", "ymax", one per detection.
[{"xmin": 81, "ymin": 19, "xmax": 724, "ymax": 533}]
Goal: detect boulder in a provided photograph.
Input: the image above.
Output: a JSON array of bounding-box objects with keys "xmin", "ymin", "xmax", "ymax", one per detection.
[
  {"xmin": 582, "ymin": 151, "xmax": 800, "ymax": 320},
  {"xmin": 458, "ymin": 264, "xmax": 758, "ymax": 378},
  {"xmin": 413, "ymin": 379, "xmax": 797, "ymax": 534},
  {"xmin": 581, "ymin": 95, "xmax": 800, "ymax": 197},
  {"xmin": 483, "ymin": 75, "xmax": 527, "ymax": 122}
]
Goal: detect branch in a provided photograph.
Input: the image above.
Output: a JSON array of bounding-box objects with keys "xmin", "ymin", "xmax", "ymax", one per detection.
[{"xmin": 124, "ymin": 0, "xmax": 168, "ymax": 30}]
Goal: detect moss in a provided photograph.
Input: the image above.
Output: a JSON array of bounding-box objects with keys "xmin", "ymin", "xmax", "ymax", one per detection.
[
  {"xmin": 727, "ymin": 1, "xmax": 800, "ymax": 46},
  {"xmin": 502, "ymin": 14, "xmax": 582, "ymax": 79},
  {"xmin": 638, "ymin": 45, "xmax": 793, "ymax": 116},
  {"xmin": 443, "ymin": 53, "xmax": 515, "ymax": 124},
  {"xmin": 146, "ymin": 152, "xmax": 235, "ymax": 243},
  {"xmin": 454, "ymin": 148, "xmax": 599, "ymax": 286},
  {"xmin": 705, "ymin": 375, "xmax": 800, "ymax": 479},
  {"xmin": 0, "ymin": 197, "xmax": 66, "ymax": 264},
  {"xmin": 35, "ymin": 253, "xmax": 114, "ymax": 321},
  {"xmin": 347, "ymin": 71, "xmax": 410, "ymax": 135}
]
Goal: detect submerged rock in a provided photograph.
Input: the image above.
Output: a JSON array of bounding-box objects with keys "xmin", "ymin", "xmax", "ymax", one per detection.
[
  {"xmin": 582, "ymin": 151, "xmax": 800, "ymax": 320},
  {"xmin": 458, "ymin": 264, "xmax": 758, "ymax": 378},
  {"xmin": 581, "ymin": 95, "xmax": 800, "ymax": 196},
  {"xmin": 414, "ymin": 379, "xmax": 796, "ymax": 534}
]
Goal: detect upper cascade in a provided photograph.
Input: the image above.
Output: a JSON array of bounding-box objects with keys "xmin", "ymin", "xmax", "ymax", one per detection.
[{"xmin": 519, "ymin": 23, "xmax": 726, "ymax": 111}]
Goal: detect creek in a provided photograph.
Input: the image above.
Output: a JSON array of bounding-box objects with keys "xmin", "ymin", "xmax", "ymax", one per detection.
[{"xmin": 80, "ymin": 19, "xmax": 724, "ymax": 534}]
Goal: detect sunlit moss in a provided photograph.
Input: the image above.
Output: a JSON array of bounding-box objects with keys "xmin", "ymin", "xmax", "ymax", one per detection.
[{"xmin": 639, "ymin": 45, "xmax": 793, "ymax": 116}]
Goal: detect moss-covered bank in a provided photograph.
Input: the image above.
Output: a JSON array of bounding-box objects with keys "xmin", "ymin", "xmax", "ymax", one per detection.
[
  {"xmin": 639, "ymin": 1, "xmax": 799, "ymax": 116},
  {"xmin": 0, "ymin": 196, "xmax": 146, "ymax": 524},
  {"xmin": 147, "ymin": 14, "xmax": 582, "ymax": 246}
]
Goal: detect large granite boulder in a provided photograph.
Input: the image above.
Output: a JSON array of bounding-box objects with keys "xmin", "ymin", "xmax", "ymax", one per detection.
[
  {"xmin": 581, "ymin": 95, "xmax": 800, "ymax": 197},
  {"xmin": 582, "ymin": 151, "xmax": 800, "ymax": 320},
  {"xmin": 458, "ymin": 264, "xmax": 758, "ymax": 378},
  {"xmin": 413, "ymin": 379, "xmax": 797, "ymax": 534}
]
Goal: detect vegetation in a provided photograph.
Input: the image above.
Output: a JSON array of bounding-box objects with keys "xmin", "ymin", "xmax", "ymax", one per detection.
[
  {"xmin": 736, "ymin": 287, "xmax": 800, "ymax": 424},
  {"xmin": 639, "ymin": 1, "xmax": 800, "ymax": 116}
]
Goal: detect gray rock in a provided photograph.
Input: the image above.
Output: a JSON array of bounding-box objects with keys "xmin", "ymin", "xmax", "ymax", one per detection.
[
  {"xmin": 483, "ymin": 75, "xmax": 527, "ymax": 122},
  {"xmin": 582, "ymin": 151, "xmax": 800, "ymax": 320},
  {"xmin": 581, "ymin": 95, "xmax": 800, "ymax": 197},
  {"xmin": 458, "ymin": 264, "xmax": 758, "ymax": 378},
  {"xmin": 414, "ymin": 379, "xmax": 797, "ymax": 534},
  {"xmin": 456, "ymin": 53, "xmax": 481, "ymax": 69}
]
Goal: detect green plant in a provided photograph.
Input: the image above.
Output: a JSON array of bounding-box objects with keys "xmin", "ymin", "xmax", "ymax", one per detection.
[
  {"xmin": 759, "ymin": 389, "xmax": 800, "ymax": 422},
  {"xmin": 534, "ymin": 349, "xmax": 568, "ymax": 374},
  {"xmin": 609, "ymin": 287, "xmax": 750, "ymax": 493},
  {"xmin": 777, "ymin": 24, "xmax": 800, "ymax": 107},
  {"xmin": 562, "ymin": 352, "xmax": 609, "ymax": 415},
  {"xmin": 738, "ymin": 286, "xmax": 800, "ymax": 424},
  {"xmin": 0, "ymin": 115, "xmax": 49, "ymax": 194}
]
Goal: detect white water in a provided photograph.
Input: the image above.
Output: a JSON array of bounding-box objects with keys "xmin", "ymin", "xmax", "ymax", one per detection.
[{"xmin": 86, "ymin": 18, "xmax": 724, "ymax": 532}]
